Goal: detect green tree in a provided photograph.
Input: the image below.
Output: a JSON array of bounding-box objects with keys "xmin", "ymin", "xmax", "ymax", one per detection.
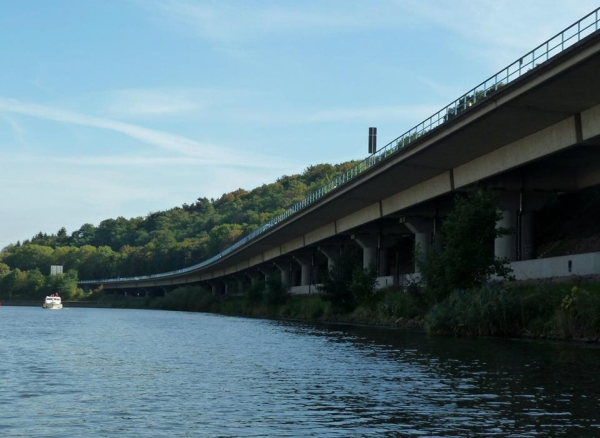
[
  {"xmin": 2, "ymin": 244, "xmax": 54, "ymax": 273},
  {"xmin": 319, "ymin": 247, "xmax": 376, "ymax": 312},
  {"xmin": 417, "ymin": 189, "xmax": 513, "ymax": 302},
  {"xmin": 265, "ymin": 274, "xmax": 289, "ymax": 305},
  {"xmin": 0, "ymin": 268, "xmax": 27, "ymax": 298},
  {"xmin": 0, "ymin": 262, "xmax": 10, "ymax": 278}
]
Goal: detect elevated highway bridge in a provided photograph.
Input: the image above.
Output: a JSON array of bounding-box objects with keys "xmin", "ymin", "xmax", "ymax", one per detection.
[{"xmin": 80, "ymin": 9, "xmax": 600, "ymax": 295}]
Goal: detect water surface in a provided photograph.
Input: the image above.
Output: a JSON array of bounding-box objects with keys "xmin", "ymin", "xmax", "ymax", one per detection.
[{"xmin": 1, "ymin": 306, "xmax": 598, "ymax": 436}]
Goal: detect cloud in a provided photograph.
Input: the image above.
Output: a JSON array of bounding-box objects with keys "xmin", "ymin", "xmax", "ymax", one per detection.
[
  {"xmin": 0, "ymin": 96, "xmax": 275, "ymax": 167},
  {"xmin": 53, "ymin": 155, "xmax": 278, "ymax": 168},
  {"xmin": 1, "ymin": 116, "xmax": 28, "ymax": 146},
  {"xmin": 147, "ymin": 0, "xmax": 409, "ymax": 44},
  {"xmin": 104, "ymin": 89, "xmax": 200, "ymax": 117}
]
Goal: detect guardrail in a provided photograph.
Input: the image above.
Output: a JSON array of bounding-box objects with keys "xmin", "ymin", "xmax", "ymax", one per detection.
[{"xmin": 80, "ymin": 7, "xmax": 600, "ymax": 285}]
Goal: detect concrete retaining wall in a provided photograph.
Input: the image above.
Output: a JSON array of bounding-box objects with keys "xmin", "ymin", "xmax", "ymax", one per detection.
[{"xmin": 510, "ymin": 252, "xmax": 600, "ymax": 280}]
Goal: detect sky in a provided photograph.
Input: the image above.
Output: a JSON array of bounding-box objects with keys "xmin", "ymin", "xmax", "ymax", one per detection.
[{"xmin": 0, "ymin": 0, "xmax": 598, "ymax": 250}]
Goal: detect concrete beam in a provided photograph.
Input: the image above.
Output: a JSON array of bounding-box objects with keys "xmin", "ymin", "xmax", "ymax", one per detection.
[
  {"xmin": 582, "ymin": 104, "xmax": 600, "ymax": 141},
  {"xmin": 248, "ymin": 254, "xmax": 264, "ymax": 268},
  {"xmin": 263, "ymin": 246, "xmax": 281, "ymax": 262},
  {"xmin": 336, "ymin": 202, "xmax": 381, "ymax": 234},
  {"xmin": 305, "ymin": 222, "xmax": 336, "ymax": 246},
  {"xmin": 382, "ymin": 172, "xmax": 453, "ymax": 216},
  {"xmin": 454, "ymin": 117, "xmax": 578, "ymax": 189},
  {"xmin": 212, "ymin": 270, "xmax": 225, "ymax": 279},
  {"xmin": 281, "ymin": 236, "xmax": 304, "ymax": 255}
]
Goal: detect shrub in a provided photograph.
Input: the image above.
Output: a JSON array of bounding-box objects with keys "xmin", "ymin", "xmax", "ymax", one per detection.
[
  {"xmin": 265, "ymin": 274, "xmax": 289, "ymax": 306},
  {"xmin": 425, "ymin": 284, "xmax": 521, "ymax": 336},
  {"xmin": 319, "ymin": 247, "xmax": 361, "ymax": 311},
  {"xmin": 247, "ymin": 279, "xmax": 265, "ymax": 304},
  {"xmin": 418, "ymin": 189, "xmax": 513, "ymax": 303}
]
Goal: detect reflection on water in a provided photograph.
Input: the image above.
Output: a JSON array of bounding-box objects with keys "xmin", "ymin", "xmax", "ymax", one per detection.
[{"xmin": 1, "ymin": 307, "xmax": 599, "ymax": 436}]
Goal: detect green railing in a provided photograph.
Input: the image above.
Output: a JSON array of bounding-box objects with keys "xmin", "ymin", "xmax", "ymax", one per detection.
[{"xmin": 80, "ymin": 7, "xmax": 600, "ymax": 285}]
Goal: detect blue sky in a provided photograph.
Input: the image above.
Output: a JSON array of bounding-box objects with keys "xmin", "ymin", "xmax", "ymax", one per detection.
[{"xmin": 0, "ymin": 0, "xmax": 598, "ymax": 250}]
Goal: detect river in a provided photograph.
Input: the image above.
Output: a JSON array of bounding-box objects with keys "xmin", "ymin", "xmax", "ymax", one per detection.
[{"xmin": 1, "ymin": 306, "xmax": 599, "ymax": 436}]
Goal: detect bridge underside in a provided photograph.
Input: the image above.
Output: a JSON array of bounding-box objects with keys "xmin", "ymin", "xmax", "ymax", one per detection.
[{"xmin": 88, "ymin": 31, "xmax": 600, "ymax": 292}]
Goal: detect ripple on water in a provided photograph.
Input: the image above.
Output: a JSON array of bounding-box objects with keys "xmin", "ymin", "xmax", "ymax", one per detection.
[{"xmin": 1, "ymin": 308, "xmax": 600, "ymax": 436}]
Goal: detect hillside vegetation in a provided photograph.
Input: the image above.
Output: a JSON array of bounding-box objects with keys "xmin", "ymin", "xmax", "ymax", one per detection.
[{"xmin": 0, "ymin": 162, "xmax": 356, "ymax": 300}]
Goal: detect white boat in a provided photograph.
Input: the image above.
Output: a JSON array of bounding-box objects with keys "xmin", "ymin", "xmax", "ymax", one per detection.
[{"xmin": 42, "ymin": 294, "xmax": 63, "ymax": 309}]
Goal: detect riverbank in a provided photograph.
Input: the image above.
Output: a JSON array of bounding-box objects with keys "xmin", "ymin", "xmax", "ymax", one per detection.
[
  {"xmin": 7, "ymin": 277, "xmax": 599, "ymax": 343},
  {"xmin": 139, "ymin": 277, "xmax": 600, "ymax": 343}
]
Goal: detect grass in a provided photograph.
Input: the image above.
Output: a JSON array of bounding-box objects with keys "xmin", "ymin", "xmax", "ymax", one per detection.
[{"xmin": 81, "ymin": 278, "xmax": 600, "ymax": 342}]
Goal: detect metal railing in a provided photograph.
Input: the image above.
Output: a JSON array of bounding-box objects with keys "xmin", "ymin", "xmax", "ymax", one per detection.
[{"xmin": 80, "ymin": 7, "xmax": 600, "ymax": 285}]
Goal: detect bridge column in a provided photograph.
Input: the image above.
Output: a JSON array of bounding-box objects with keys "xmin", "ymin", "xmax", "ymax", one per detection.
[
  {"xmin": 233, "ymin": 273, "xmax": 246, "ymax": 294},
  {"xmin": 402, "ymin": 217, "xmax": 434, "ymax": 273},
  {"xmin": 207, "ymin": 280, "xmax": 223, "ymax": 297},
  {"xmin": 293, "ymin": 254, "xmax": 313, "ymax": 286},
  {"xmin": 521, "ymin": 211, "xmax": 535, "ymax": 260},
  {"xmin": 246, "ymin": 270, "xmax": 260, "ymax": 284},
  {"xmin": 258, "ymin": 266, "xmax": 273, "ymax": 279},
  {"xmin": 273, "ymin": 260, "xmax": 291, "ymax": 288},
  {"xmin": 379, "ymin": 247, "xmax": 390, "ymax": 276},
  {"xmin": 402, "ymin": 216, "xmax": 433, "ymax": 256},
  {"xmin": 495, "ymin": 191, "xmax": 549, "ymax": 262},
  {"xmin": 352, "ymin": 234, "xmax": 378, "ymax": 271},
  {"xmin": 518, "ymin": 192, "xmax": 553, "ymax": 260},
  {"xmin": 318, "ymin": 245, "xmax": 341, "ymax": 271}
]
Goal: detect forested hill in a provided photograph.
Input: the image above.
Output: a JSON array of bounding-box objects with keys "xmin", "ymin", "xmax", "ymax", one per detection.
[{"xmin": 0, "ymin": 162, "xmax": 357, "ymax": 283}]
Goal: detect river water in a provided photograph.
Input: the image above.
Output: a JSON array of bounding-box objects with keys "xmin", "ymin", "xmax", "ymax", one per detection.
[{"xmin": 1, "ymin": 306, "xmax": 599, "ymax": 437}]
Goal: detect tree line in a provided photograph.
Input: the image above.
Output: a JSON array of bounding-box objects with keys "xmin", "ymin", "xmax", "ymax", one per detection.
[{"xmin": 0, "ymin": 162, "xmax": 357, "ymax": 300}]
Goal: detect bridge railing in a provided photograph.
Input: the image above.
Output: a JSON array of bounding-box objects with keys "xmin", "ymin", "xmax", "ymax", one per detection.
[{"xmin": 79, "ymin": 7, "xmax": 600, "ymax": 285}]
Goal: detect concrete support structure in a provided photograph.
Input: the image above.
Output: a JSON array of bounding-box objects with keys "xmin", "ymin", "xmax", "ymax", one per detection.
[
  {"xmin": 273, "ymin": 260, "xmax": 291, "ymax": 288},
  {"xmin": 494, "ymin": 191, "xmax": 545, "ymax": 262},
  {"xmin": 520, "ymin": 211, "xmax": 535, "ymax": 260},
  {"xmin": 318, "ymin": 245, "xmax": 341, "ymax": 271},
  {"xmin": 352, "ymin": 234, "xmax": 379, "ymax": 271},
  {"xmin": 351, "ymin": 233, "xmax": 401, "ymax": 276},
  {"xmin": 293, "ymin": 254, "xmax": 313, "ymax": 287},
  {"xmin": 246, "ymin": 270, "xmax": 260, "ymax": 284},
  {"xmin": 258, "ymin": 266, "xmax": 273, "ymax": 279},
  {"xmin": 206, "ymin": 280, "xmax": 223, "ymax": 296},
  {"xmin": 233, "ymin": 273, "xmax": 244, "ymax": 294},
  {"xmin": 495, "ymin": 209, "xmax": 517, "ymax": 261},
  {"xmin": 401, "ymin": 217, "xmax": 434, "ymax": 273}
]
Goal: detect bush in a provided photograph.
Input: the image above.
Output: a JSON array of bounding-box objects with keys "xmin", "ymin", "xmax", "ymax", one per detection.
[
  {"xmin": 247, "ymin": 279, "xmax": 265, "ymax": 304},
  {"xmin": 349, "ymin": 264, "xmax": 378, "ymax": 307},
  {"xmin": 319, "ymin": 247, "xmax": 361, "ymax": 311},
  {"xmin": 418, "ymin": 189, "xmax": 513, "ymax": 303},
  {"xmin": 265, "ymin": 274, "xmax": 289, "ymax": 306},
  {"xmin": 378, "ymin": 286, "xmax": 427, "ymax": 320},
  {"xmin": 149, "ymin": 285, "xmax": 216, "ymax": 312},
  {"xmin": 425, "ymin": 284, "xmax": 521, "ymax": 336}
]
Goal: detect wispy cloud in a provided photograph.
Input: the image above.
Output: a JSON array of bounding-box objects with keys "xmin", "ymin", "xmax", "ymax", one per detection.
[
  {"xmin": 0, "ymin": 96, "xmax": 276, "ymax": 168},
  {"xmin": 53, "ymin": 155, "xmax": 277, "ymax": 168},
  {"xmin": 104, "ymin": 89, "xmax": 200, "ymax": 117},
  {"xmin": 147, "ymin": 0, "xmax": 409, "ymax": 44},
  {"xmin": 1, "ymin": 115, "xmax": 28, "ymax": 146}
]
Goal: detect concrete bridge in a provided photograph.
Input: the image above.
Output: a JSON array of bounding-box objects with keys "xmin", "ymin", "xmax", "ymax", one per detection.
[{"xmin": 80, "ymin": 10, "xmax": 600, "ymax": 295}]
